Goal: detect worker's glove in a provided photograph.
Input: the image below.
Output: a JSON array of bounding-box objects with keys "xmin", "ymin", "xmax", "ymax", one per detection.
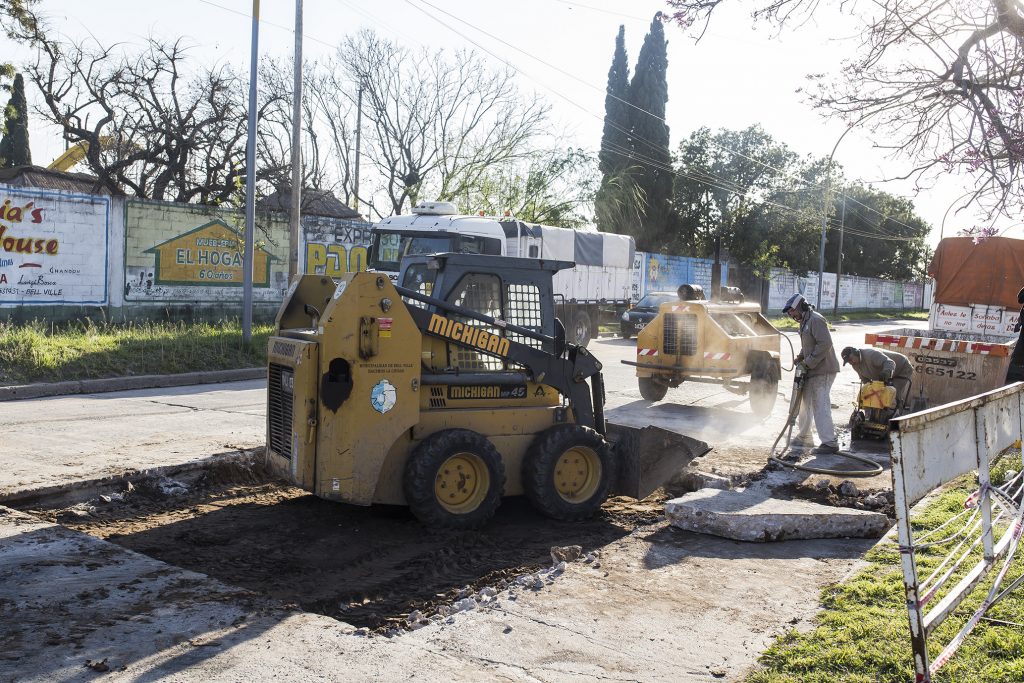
[
  {"xmin": 796, "ymin": 361, "xmax": 808, "ymax": 374},
  {"xmin": 884, "ymin": 379, "xmax": 894, "ymax": 387},
  {"xmin": 794, "ymin": 353, "xmax": 804, "ymax": 365}
]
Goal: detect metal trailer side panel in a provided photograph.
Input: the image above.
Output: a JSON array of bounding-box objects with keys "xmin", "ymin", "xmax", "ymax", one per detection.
[{"xmin": 867, "ymin": 328, "xmax": 1014, "ymax": 407}]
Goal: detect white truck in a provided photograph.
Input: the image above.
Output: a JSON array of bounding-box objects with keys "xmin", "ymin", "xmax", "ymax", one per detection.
[{"xmin": 367, "ymin": 201, "xmax": 636, "ymax": 346}]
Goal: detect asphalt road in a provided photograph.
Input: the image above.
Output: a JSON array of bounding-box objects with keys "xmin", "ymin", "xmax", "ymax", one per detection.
[{"xmin": 0, "ymin": 318, "xmax": 926, "ymax": 498}]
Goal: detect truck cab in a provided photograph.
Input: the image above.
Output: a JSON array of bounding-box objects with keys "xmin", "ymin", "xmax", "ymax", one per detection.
[
  {"xmin": 367, "ymin": 201, "xmax": 636, "ymax": 347},
  {"xmin": 367, "ymin": 201, "xmax": 506, "ymax": 279}
]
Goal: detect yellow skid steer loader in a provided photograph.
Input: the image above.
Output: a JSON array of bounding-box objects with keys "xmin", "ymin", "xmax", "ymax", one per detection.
[{"xmin": 266, "ymin": 253, "xmax": 710, "ymax": 529}]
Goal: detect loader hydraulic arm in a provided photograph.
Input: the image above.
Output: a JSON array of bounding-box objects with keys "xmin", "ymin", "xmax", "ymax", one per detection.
[{"xmin": 395, "ymin": 284, "xmax": 606, "ymax": 434}]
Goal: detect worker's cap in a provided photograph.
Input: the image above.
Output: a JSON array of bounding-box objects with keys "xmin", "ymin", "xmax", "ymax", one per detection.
[
  {"xmin": 840, "ymin": 346, "xmax": 859, "ymax": 365},
  {"xmin": 782, "ymin": 293, "xmax": 805, "ymax": 313}
]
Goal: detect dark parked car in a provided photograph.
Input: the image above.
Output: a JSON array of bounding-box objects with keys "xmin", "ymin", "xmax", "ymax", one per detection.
[{"xmin": 619, "ymin": 291, "xmax": 679, "ymax": 338}]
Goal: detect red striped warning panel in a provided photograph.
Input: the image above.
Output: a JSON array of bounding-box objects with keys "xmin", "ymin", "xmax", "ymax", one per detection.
[
  {"xmin": 703, "ymin": 352, "xmax": 731, "ymax": 360},
  {"xmin": 865, "ymin": 333, "xmax": 1010, "ymax": 356},
  {"xmin": 637, "ymin": 348, "xmax": 659, "ymax": 357}
]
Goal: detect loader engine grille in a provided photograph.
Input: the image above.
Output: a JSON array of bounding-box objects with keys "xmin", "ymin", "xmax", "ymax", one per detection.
[
  {"xmin": 268, "ymin": 363, "xmax": 294, "ymax": 459},
  {"xmin": 663, "ymin": 313, "xmax": 698, "ymax": 356}
]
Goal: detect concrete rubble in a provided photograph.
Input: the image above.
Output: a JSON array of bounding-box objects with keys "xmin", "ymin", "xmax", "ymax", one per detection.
[{"xmin": 665, "ymin": 488, "xmax": 892, "ymax": 542}]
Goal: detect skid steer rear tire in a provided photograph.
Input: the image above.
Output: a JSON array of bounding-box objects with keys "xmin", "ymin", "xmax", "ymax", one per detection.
[
  {"xmin": 404, "ymin": 429, "xmax": 505, "ymax": 530},
  {"xmin": 523, "ymin": 425, "xmax": 613, "ymax": 521},
  {"xmin": 638, "ymin": 376, "xmax": 668, "ymax": 402}
]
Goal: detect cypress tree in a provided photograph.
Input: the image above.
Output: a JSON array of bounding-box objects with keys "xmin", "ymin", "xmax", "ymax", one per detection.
[
  {"xmin": 627, "ymin": 14, "xmax": 673, "ymax": 249},
  {"xmin": 598, "ymin": 25, "xmax": 630, "ymax": 179},
  {"xmin": 0, "ymin": 73, "xmax": 32, "ymax": 168}
]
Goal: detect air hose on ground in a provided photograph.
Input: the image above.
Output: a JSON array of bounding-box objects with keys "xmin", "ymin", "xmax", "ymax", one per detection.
[{"xmin": 767, "ymin": 364, "xmax": 884, "ymax": 477}]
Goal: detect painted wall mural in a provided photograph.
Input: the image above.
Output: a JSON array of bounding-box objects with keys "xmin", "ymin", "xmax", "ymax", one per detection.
[
  {"xmin": 124, "ymin": 200, "xmax": 288, "ymax": 302},
  {"xmin": 0, "ymin": 187, "xmax": 109, "ymax": 306}
]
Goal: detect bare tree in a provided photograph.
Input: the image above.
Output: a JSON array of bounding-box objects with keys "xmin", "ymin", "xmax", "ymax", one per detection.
[
  {"xmin": 257, "ymin": 56, "xmax": 337, "ymax": 199},
  {"xmin": 664, "ymin": 0, "xmax": 1024, "ymax": 218},
  {"xmin": 339, "ymin": 29, "xmax": 551, "ymax": 217},
  {"xmin": 26, "ymin": 25, "xmax": 252, "ymax": 203}
]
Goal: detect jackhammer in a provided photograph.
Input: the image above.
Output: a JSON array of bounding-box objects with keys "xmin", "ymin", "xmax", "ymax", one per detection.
[{"xmin": 767, "ymin": 362, "xmax": 883, "ymax": 477}]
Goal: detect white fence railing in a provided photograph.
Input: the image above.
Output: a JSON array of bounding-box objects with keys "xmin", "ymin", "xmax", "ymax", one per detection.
[{"xmin": 890, "ymin": 383, "xmax": 1024, "ymax": 681}]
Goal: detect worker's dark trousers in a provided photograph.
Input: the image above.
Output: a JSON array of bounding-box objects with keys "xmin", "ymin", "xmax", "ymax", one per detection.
[{"xmin": 892, "ymin": 377, "xmax": 912, "ymax": 411}]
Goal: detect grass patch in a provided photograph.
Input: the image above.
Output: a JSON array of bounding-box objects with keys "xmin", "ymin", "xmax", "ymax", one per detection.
[
  {"xmin": 747, "ymin": 467, "xmax": 1024, "ymax": 683},
  {"xmin": 768, "ymin": 309, "xmax": 928, "ymax": 330},
  {"xmin": 0, "ymin": 319, "xmax": 273, "ymax": 386}
]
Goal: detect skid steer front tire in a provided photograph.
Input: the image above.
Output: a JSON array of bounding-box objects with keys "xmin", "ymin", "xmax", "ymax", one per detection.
[
  {"xmin": 524, "ymin": 425, "xmax": 613, "ymax": 521},
  {"xmin": 404, "ymin": 429, "xmax": 505, "ymax": 530}
]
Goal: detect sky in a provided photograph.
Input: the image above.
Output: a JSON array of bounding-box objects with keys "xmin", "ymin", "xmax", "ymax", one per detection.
[{"xmin": 4, "ymin": 0, "xmax": 1017, "ymax": 246}]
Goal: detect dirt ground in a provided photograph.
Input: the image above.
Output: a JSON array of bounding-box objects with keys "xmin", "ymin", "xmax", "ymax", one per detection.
[
  {"xmin": 21, "ymin": 444, "xmax": 896, "ymax": 644},
  {"xmin": 24, "ymin": 460, "xmax": 670, "ymax": 635}
]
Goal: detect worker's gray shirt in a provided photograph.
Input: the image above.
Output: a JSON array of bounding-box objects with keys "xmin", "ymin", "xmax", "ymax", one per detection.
[
  {"xmin": 853, "ymin": 348, "xmax": 913, "ymax": 382},
  {"xmin": 799, "ymin": 310, "xmax": 840, "ymax": 376}
]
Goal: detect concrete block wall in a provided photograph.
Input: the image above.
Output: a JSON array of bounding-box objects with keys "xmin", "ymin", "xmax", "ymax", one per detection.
[
  {"xmin": 638, "ymin": 252, "xmax": 727, "ymax": 297},
  {"xmin": 766, "ymin": 267, "xmax": 925, "ymax": 313}
]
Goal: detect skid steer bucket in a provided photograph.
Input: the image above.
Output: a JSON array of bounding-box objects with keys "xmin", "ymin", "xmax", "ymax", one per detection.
[{"xmin": 606, "ymin": 423, "xmax": 712, "ymax": 500}]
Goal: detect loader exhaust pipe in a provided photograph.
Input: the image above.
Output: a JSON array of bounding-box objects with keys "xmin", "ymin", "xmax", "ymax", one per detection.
[{"xmin": 606, "ymin": 423, "xmax": 712, "ymax": 500}]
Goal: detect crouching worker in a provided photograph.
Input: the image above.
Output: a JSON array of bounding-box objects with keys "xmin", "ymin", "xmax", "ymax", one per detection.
[
  {"xmin": 784, "ymin": 293, "xmax": 840, "ymax": 454},
  {"xmin": 841, "ymin": 346, "xmax": 914, "ymax": 411}
]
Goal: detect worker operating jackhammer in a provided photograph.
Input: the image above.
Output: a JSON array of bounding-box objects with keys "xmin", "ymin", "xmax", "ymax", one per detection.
[
  {"xmin": 783, "ymin": 293, "xmax": 840, "ymax": 455},
  {"xmin": 841, "ymin": 346, "xmax": 914, "ymax": 411}
]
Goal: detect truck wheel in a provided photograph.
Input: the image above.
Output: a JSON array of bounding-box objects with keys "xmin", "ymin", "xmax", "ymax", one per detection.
[
  {"xmin": 571, "ymin": 310, "xmax": 592, "ymax": 347},
  {"xmin": 523, "ymin": 425, "xmax": 613, "ymax": 521},
  {"xmin": 638, "ymin": 376, "xmax": 668, "ymax": 402},
  {"xmin": 749, "ymin": 375, "xmax": 778, "ymax": 417},
  {"xmin": 403, "ymin": 429, "xmax": 505, "ymax": 530}
]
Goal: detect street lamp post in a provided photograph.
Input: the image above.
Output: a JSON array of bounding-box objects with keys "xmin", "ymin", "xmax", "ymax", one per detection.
[
  {"xmin": 242, "ymin": 0, "xmax": 260, "ymax": 343},
  {"xmin": 288, "ymin": 0, "xmax": 303, "ymax": 281}
]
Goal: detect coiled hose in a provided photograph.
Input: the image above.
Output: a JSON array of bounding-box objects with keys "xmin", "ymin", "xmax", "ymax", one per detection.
[{"xmin": 767, "ymin": 354, "xmax": 884, "ymax": 477}]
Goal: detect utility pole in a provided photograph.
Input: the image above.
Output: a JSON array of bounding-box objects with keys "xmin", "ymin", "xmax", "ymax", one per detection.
[
  {"xmin": 242, "ymin": 0, "xmax": 260, "ymax": 343},
  {"xmin": 818, "ymin": 123, "xmax": 857, "ymax": 310},
  {"xmin": 833, "ymin": 194, "xmax": 846, "ymax": 316},
  {"xmin": 288, "ymin": 0, "xmax": 303, "ymax": 280},
  {"xmin": 352, "ymin": 82, "xmax": 363, "ymax": 212}
]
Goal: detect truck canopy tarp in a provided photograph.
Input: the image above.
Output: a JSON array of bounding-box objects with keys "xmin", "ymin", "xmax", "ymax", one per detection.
[{"xmin": 928, "ymin": 236, "xmax": 1024, "ymax": 309}]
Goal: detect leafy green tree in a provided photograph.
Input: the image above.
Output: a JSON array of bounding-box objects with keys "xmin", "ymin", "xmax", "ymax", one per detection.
[
  {"xmin": 673, "ymin": 125, "xmax": 813, "ymax": 265},
  {"xmin": 0, "ymin": 72, "xmax": 31, "ymax": 167},
  {"xmin": 595, "ymin": 25, "xmax": 634, "ymax": 235},
  {"xmin": 626, "ymin": 13, "xmax": 674, "ymax": 250},
  {"xmin": 598, "ymin": 25, "xmax": 630, "ymax": 180},
  {"xmin": 467, "ymin": 147, "xmax": 598, "ymax": 228},
  {"xmin": 826, "ymin": 184, "xmax": 931, "ymax": 280},
  {"xmin": 673, "ymin": 125, "xmax": 931, "ymax": 279}
]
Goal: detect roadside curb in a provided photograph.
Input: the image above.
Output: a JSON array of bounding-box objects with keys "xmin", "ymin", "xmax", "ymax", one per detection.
[
  {"xmin": 0, "ymin": 367, "xmax": 266, "ymax": 402},
  {"xmin": 0, "ymin": 448, "xmax": 266, "ymax": 508}
]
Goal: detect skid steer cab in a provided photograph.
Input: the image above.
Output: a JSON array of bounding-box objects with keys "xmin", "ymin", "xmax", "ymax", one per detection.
[
  {"xmin": 623, "ymin": 284, "xmax": 782, "ymax": 417},
  {"xmin": 266, "ymin": 253, "xmax": 710, "ymax": 529}
]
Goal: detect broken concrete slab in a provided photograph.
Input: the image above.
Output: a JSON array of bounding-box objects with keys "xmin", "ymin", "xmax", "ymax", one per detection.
[{"xmin": 665, "ymin": 488, "xmax": 891, "ymax": 542}]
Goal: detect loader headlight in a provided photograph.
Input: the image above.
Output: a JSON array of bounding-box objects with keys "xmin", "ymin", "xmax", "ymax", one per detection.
[
  {"xmin": 621, "ymin": 311, "xmax": 630, "ymax": 322},
  {"xmin": 280, "ymin": 370, "xmax": 295, "ymax": 395}
]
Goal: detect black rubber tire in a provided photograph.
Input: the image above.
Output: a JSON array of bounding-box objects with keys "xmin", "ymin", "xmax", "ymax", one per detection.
[
  {"xmin": 571, "ymin": 310, "xmax": 592, "ymax": 347},
  {"xmin": 638, "ymin": 376, "xmax": 668, "ymax": 402},
  {"xmin": 620, "ymin": 324, "xmax": 633, "ymax": 339},
  {"xmin": 523, "ymin": 424, "xmax": 614, "ymax": 521},
  {"xmin": 403, "ymin": 429, "xmax": 505, "ymax": 530},
  {"xmin": 749, "ymin": 375, "xmax": 779, "ymax": 417}
]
